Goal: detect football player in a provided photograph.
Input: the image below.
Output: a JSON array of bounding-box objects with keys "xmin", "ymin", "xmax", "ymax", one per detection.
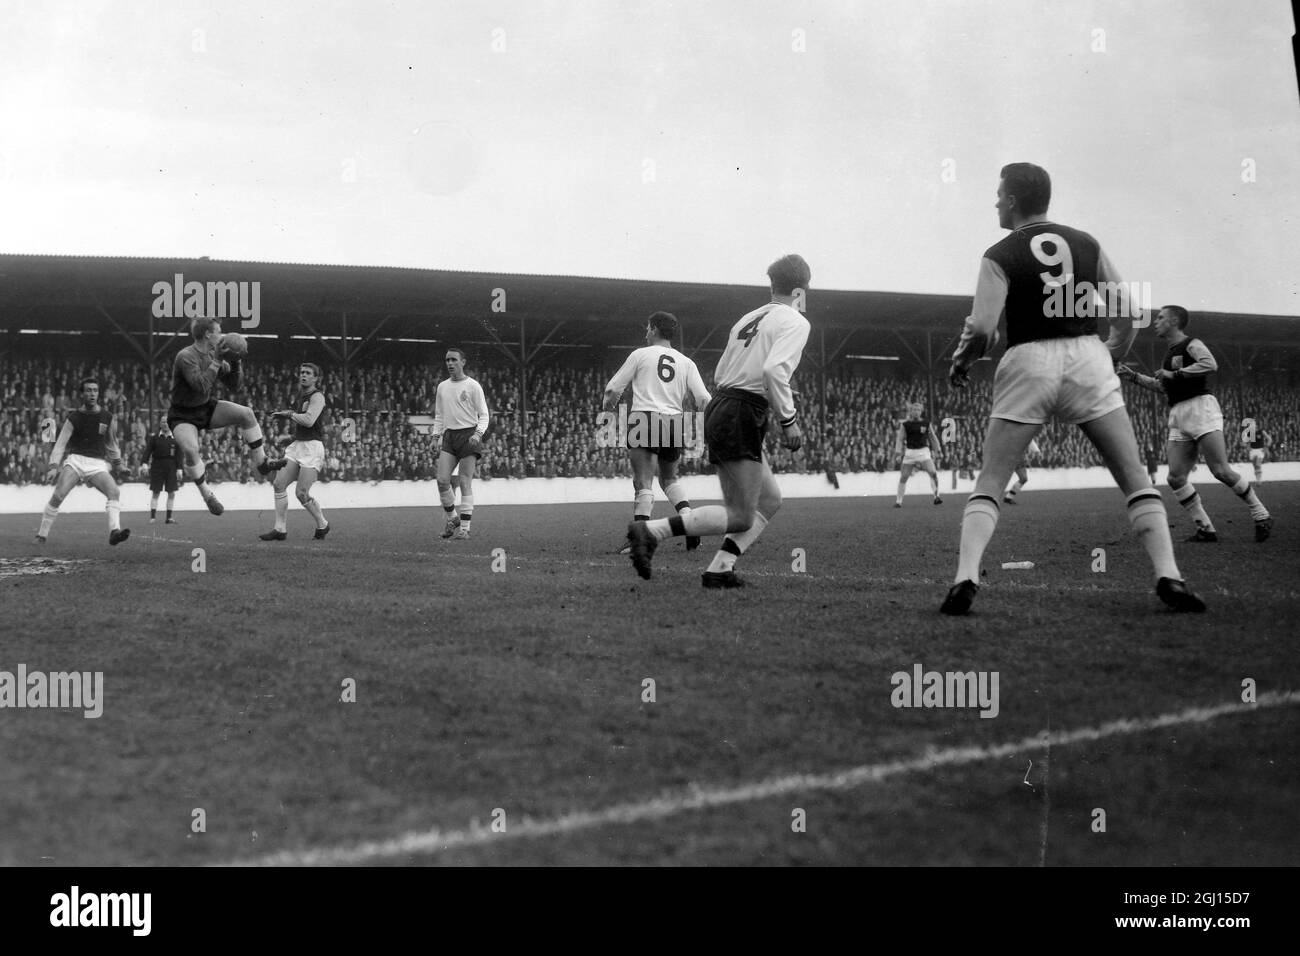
[
  {"xmin": 168, "ymin": 316, "xmax": 284, "ymax": 517},
  {"xmin": 36, "ymin": 378, "xmax": 131, "ymax": 545},
  {"xmin": 893, "ymin": 402, "xmax": 943, "ymax": 506},
  {"xmin": 432, "ymin": 347, "xmax": 489, "ymax": 539},
  {"xmin": 1242, "ymin": 412, "xmax": 1271, "ymax": 484},
  {"xmin": 602, "ymin": 311, "xmax": 712, "ymax": 551},
  {"xmin": 1118, "ymin": 307, "xmax": 1272, "ymax": 542},
  {"xmin": 943, "ymin": 163, "xmax": 1203, "ymax": 614},
  {"xmin": 260, "ymin": 363, "xmax": 331, "ymax": 541},
  {"xmin": 627, "ymin": 254, "xmax": 809, "ymax": 588}
]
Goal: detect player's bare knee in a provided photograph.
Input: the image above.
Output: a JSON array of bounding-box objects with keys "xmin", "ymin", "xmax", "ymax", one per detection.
[
  {"xmin": 1210, "ymin": 467, "xmax": 1237, "ymax": 485},
  {"xmin": 296, "ymin": 487, "xmax": 312, "ymax": 505},
  {"xmin": 726, "ymin": 509, "xmax": 753, "ymax": 533},
  {"xmin": 437, "ymin": 479, "xmax": 452, "ymax": 494},
  {"xmin": 1167, "ymin": 473, "xmax": 1188, "ymax": 489}
]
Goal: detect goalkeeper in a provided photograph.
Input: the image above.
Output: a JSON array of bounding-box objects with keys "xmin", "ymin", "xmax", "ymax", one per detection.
[
  {"xmin": 941, "ymin": 162, "xmax": 1204, "ymax": 615},
  {"xmin": 432, "ymin": 347, "xmax": 490, "ymax": 540}
]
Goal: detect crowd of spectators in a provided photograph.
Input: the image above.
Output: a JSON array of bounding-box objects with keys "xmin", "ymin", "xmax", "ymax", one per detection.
[{"xmin": 2, "ymin": 351, "xmax": 1296, "ymax": 485}]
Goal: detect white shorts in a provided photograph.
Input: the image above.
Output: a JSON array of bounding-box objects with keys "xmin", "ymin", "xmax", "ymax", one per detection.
[
  {"xmin": 1167, "ymin": 394, "xmax": 1224, "ymax": 443},
  {"xmin": 901, "ymin": 448, "xmax": 934, "ymax": 468},
  {"xmin": 64, "ymin": 454, "xmax": 110, "ymax": 480},
  {"xmin": 285, "ymin": 440, "xmax": 326, "ymax": 472},
  {"xmin": 1248, "ymin": 448, "xmax": 1266, "ymax": 464},
  {"xmin": 990, "ymin": 336, "xmax": 1124, "ymax": 426}
]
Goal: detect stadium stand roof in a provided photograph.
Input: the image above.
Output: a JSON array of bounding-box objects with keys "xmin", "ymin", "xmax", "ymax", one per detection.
[{"xmin": 1, "ymin": 255, "xmax": 1296, "ymax": 366}]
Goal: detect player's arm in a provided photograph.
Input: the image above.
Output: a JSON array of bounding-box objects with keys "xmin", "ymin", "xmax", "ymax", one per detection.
[
  {"xmin": 104, "ymin": 420, "xmax": 126, "ymax": 476},
  {"xmin": 430, "ymin": 384, "xmax": 445, "ymax": 443},
  {"xmin": 929, "ymin": 426, "xmax": 943, "ymax": 456},
  {"xmin": 218, "ymin": 355, "xmax": 242, "ymax": 391},
  {"xmin": 1163, "ymin": 339, "xmax": 1217, "ymax": 380},
  {"xmin": 287, "ymin": 392, "xmax": 326, "ymax": 427},
  {"xmin": 46, "ymin": 421, "xmax": 73, "ymax": 478},
  {"xmin": 894, "ymin": 423, "xmax": 905, "ymax": 460},
  {"xmin": 472, "ymin": 381, "xmax": 490, "ymax": 439},
  {"xmin": 1095, "ymin": 248, "xmax": 1138, "ymax": 361},
  {"xmin": 762, "ymin": 319, "xmax": 811, "ymax": 449},
  {"xmin": 686, "ymin": 360, "xmax": 712, "ymax": 407},
  {"xmin": 601, "ymin": 353, "xmax": 637, "ymax": 412},
  {"xmin": 950, "ymin": 258, "xmax": 1006, "ymax": 384},
  {"xmin": 140, "ymin": 438, "xmax": 153, "ymax": 467},
  {"xmin": 1116, "ymin": 364, "xmax": 1164, "ymax": 392}
]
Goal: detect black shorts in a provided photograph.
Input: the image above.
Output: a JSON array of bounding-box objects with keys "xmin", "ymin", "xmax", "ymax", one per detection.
[
  {"xmin": 168, "ymin": 399, "xmax": 219, "ymax": 433},
  {"xmin": 704, "ymin": 388, "xmax": 769, "ymax": 465},
  {"xmin": 625, "ymin": 411, "xmax": 687, "ymax": 464},
  {"xmin": 440, "ymin": 426, "xmax": 480, "ymax": 461},
  {"xmin": 149, "ymin": 462, "xmax": 179, "ymax": 493}
]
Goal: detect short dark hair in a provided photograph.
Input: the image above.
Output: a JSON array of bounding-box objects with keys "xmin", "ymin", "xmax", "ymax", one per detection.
[
  {"xmin": 445, "ymin": 347, "xmax": 468, "ymax": 363},
  {"xmin": 767, "ymin": 254, "xmax": 811, "ymax": 296},
  {"xmin": 1162, "ymin": 305, "xmax": 1190, "ymax": 329},
  {"xmin": 80, "ymin": 377, "xmax": 99, "ymax": 392},
  {"xmin": 300, "ymin": 362, "xmax": 323, "ymax": 383},
  {"xmin": 648, "ymin": 311, "xmax": 678, "ymax": 341},
  {"xmin": 1000, "ymin": 163, "xmax": 1052, "ymax": 216},
  {"xmin": 191, "ymin": 316, "xmax": 221, "ymax": 340}
]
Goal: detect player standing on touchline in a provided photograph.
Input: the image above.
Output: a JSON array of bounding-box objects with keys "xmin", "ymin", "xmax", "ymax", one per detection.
[
  {"xmin": 36, "ymin": 377, "xmax": 131, "ymax": 546},
  {"xmin": 894, "ymin": 402, "xmax": 944, "ymax": 507},
  {"xmin": 602, "ymin": 311, "xmax": 712, "ymax": 552},
  {"xmin": 1118, "ymin": 306, "xmax": 1272, "ymax": 543},
  {"xmin": 627, "ymin": 254, "xmax": 810, "ymax": 588},
  {"xmin": 432, "ymin": 347, "xmax": 489, "ymax": 540},
  {"xmin": 942, "ymin": 162, "xmax": 1203, "ymax": 614}
]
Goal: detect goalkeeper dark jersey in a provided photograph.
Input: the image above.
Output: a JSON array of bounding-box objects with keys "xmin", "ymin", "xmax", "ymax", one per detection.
[{"xmin": 171, "ymin": 344, "xmax": 241, "ymax": 409}]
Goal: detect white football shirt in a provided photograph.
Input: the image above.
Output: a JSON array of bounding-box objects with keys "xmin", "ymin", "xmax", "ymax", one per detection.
[
  {"xmin": 433, "ymin": 375, "xmax": 490, "ymax": 435},
  {"xmin": 713, "ymin": 302, "xmax": 810, "ymax": 425},
  {"xmin": 605, "ymin": 345, "xmax": 711, "ymax": 415}
]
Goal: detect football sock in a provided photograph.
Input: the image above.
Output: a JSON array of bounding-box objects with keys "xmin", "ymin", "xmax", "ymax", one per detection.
[
  {"xmin": 106, "ymin": 501, "xmax": 121, "ymax": 532},
  {"xmin": 274, "ymin": 490, "xmax": 289, "ymax": 532},
  {"xmin": 706, "ymin": 538, "xmax": 742, "ymax": 574},
  {"xmin": 711, "ymin": 513, "xmax": 769, "ymax": 572},
  {"xmin": 1009, "ymin": 478, "xmax": 1024, "ymax": 495},
  {"xmin": 439, "ymin": 486, "xmax": 456, "ymax": 510},
  {"xmin": 459, "ymin": 495, "xmax": 473, "ymax": 532},
  {"xmin": 664, "ymin": 482, "xmax": 691, "ymax": 513},
  {"xmin": 1173, "ymin": 482, "xmax": 1215, "ymax": 532},
  {"xmin": 954, "ymin": 494, "xmax": 999, "ymax": 584},
  {"xmin": 930, "ymin": 474, "xmax": 940, "ymax": 496},
  {"xmin": 1228, "ymin": 475, "xmax": 1269, "ymax": 521},
  {"xmin": 241, "ymin": 427, "xmax": 267, "ymax": 467},
  {"xmin": 634, "ymin": 489, "xmax": 654, "ymax": 520},
  {"xmin": 895, "ymin": 480, "xmax": 905, "ymax": 506},
  {"xmin": 646, "ymin": 505, "xmax": 728, "ymax": 541},
  {"xmin": 302, "ymin": 495, "xmax": 326, "ymax": 530},
  {"xmin": 1004, "ymin": 488, "xmax": 1018, "ymax": 501},
  {"xmin": 150, "ymin": 505, "xmax": 157, "ymax": 518},
  {"xmin": 1126, "ymin": 488, "xmax": 1180, "ymax": 581},
  {"xmin": 39, "ymin": 504, "xmax": 58, "ymax": 539},
  {"xmin": 166, "ymin": 508, "xmax": 173, "ymax": 520}
]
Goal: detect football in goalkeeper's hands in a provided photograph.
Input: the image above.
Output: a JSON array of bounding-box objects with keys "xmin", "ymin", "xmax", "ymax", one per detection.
[
  {"xmin": 468, "ymin": 434, "xmax": 484, "ymax": 455},
  {"xmin": 219, "ymin": 332, "xmax": 249, "ymax": 357}
]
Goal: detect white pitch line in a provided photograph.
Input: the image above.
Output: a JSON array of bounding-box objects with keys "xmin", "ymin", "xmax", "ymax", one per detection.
[{"xmin": 223, "ymin": 689, "xmax": 1300, "ymax": 867}]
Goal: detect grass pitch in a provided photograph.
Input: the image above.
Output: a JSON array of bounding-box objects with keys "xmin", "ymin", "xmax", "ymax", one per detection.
[{"xmin": 1, "ymin": 482, "xmax": 1297, "ymax": 866}]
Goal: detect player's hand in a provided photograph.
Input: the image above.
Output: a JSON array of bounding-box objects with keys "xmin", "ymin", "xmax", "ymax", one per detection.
[
  {"xmin": 781, "ymin": 422, "xmax": 802, "ymax": 451},
  {"xmin": 1155, "ymin": 368, "xmax": 1174, "ymax": 381},
  {"xmin": 468, "ymin": 434, "xmax": 484, "ymax": 455},
  {"xmin": 949, "ymin": 363, "xmax": 970, "ymax": 388},
  {"xmin": 217, "ymin": 360, "xmax": 231, "ymax": 375},
  {"xmin": 272, "ymin": 409, "xmax": 292, "ymax": 418},
  {"xmin": 45, "ymin": 464, "xmax": 60, "ymax": 483},
  {"xmin": 431, "ymin": 432, "xmax": 443, "ymax": 447},
  {"xmin": 1115, "ymin": 363, "xmax": 1135, "ymax": 381}
]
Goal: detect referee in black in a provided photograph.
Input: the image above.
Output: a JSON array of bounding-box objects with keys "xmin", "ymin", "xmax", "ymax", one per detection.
[{"xmin": 142, "ymin": 418, "xmax": 183, "ymax": 523}]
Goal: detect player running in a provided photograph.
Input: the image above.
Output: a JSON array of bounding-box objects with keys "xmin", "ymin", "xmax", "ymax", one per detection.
[
  {"xmin": 169, "ymin": 317, "xmax": 283, "ymax": 516},
  {"xmin": 141, "ymin": 418, "xmax": 182, "ymax": 523},
  {"xmin": 942, "ymin": 163, "xmax": 1203, "ymax": 614},
  {"xmin": 36, "ymin": 378, "xmax": 131, "ymax": 546},
  {"xmin": 602, "ymin": 311, "xmax": 712, "ymax": 551},
  {"xmin": 1117, "ymin": 306, "xmax": 1272, "ymax": 543},
  {"xmin": 432, "ymin": 347, "xmax": 489, "ymax": 540},
  {"xmin": 260, "ymin": 363, "xmax": 331, "ymax": 541},
  {"xmin": 893, "ymin": 402, "xmax": 943, "ymax": 507},
  {"xmin": 1003, "ymin": 438, "xmax": 1041, "ymax": 504},
  {"xmin": 626, "ymin": 254, "xmax": 810, "ymax": 588}
]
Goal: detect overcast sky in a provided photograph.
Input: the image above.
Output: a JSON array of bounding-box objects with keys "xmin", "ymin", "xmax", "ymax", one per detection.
[{"xmin": 1, "ymin": 0, "xmax": 1297, "ymax": 315}]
